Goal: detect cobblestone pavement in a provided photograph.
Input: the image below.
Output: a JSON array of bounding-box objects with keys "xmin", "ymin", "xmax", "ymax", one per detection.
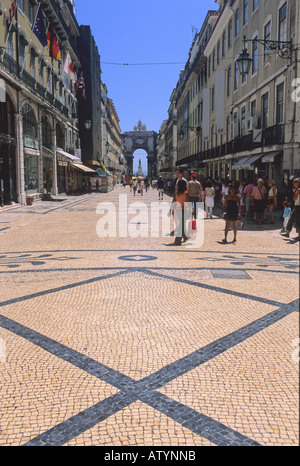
[{"xmin": 0, "ymin": 186, "xmax": 299, "ymax": 447}]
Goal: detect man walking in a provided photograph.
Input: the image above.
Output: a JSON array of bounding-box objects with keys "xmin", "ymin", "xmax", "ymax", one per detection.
[
  {"xmin": 187, "ymin": 174, "xmax": 202, "ymax": 216},
  {"xmin": 157, "ymin": 177, "xmax": 166, "ymax": 200}
]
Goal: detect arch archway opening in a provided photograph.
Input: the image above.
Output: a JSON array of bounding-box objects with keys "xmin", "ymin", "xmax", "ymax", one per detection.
[{"xmin": 133, "ymin": 149, "xmax": 148, "ymax": 177}]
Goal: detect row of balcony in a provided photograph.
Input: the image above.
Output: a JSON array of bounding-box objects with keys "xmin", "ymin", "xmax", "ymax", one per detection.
[
  {"xmin": 176, "ymin": 124, "xmax": 285, "ymax": 166},
  {"xmin": 1, "ymin": 51, "xmax": 69, "ymax": 118}
]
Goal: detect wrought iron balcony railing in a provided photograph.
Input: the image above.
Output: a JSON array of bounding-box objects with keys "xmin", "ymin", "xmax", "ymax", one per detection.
[{"xmin": 0, "ymin": 52, "xmax": 69, "ymax": 118}]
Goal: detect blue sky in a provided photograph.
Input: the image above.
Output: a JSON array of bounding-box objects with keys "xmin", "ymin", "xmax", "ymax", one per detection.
[{"xmin": 74, "ymin": 0, "xmax": 218, "ymax": 173}]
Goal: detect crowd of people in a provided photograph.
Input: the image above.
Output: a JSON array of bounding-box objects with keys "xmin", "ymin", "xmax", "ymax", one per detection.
[{"xmin": 129, "ymin": 169, "xmax": 300, "ymax": 245}]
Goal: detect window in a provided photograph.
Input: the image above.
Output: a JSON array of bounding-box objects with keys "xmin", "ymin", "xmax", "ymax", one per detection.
[
  {"xmin": 241, "ymin": 106, "xmax": 246, "ymax": 136},
  {"xmin": 227, "ymin": 67, "xmax": 231, "ymax": 97},
  {"xmin": 276, "ymin": 83, "xmax": 284, "ymax": 124},
  {"xmin": 211, "ymin": 86, "xmax": 215, "ymax": 112},
  {"xmin": 6, "ymin": 31, "xmax": 14, "ymax": 58},
  {"xmin": 29, "ymin": 3, "xmax": 35, "ymax": 25},
  {"xmin": 222, "ymin": 31, "xmax": 226, "ymax": 57},
  {"xmin": 226, "ymin": 115, "xmax": 231, "ymax": 141},
  {"xmin": 279, "ymin": 3, "xmax": 287, "ymax": 42},
  {"xmin": 235, "ymin": 8, "xmax": 239, "ymax": 37},
  {"xmin": 253, "ymin": 0, "xmax": 258, "ymax": 11},
  {"xmin": 264, "ymin": 22, "xmax": 271, "ymax": 61},
  {"xmin": 262, "ymin": 93, "xmax": 269, "ymax": 129},
  {"xmin": 47, "ymin": 68, "xmax": 51, "ymax": 93},
  {"xmin": 20, "ymin": 42, "xmax": 26, "ymax": 68},
  {"xmin": 39, "ymin": 63, "xmax": 44, "ymax": 86},
  {"xmin": 217, "ymin": 41, "xmax": 220, "ymax": 65},
  {"xmin": 228, "ymin": 21, "xmax": 232, "ymax": 48},
  {"xmin": 30, "ymin": 50, "xmax": 36, "ymax": 79},
  {"xmin": 252, "ymin": 37, "xmax": 258, "ymax": 73},
  {"xmin": 212, "ymin": 49, "xmax": 216, "ymax": 71},
  {"xmin": 243, "ymin": 0, "xmax": 248, "ymax": 25},
  {"xmin": 234, "ymin": 61, "xmax": 239, "ymax": 90},
  {"xmin": 251, "ymin": 100, "xmax": 257, "ymax": 117},
  {"xmin": 18, "ymin": 0, "xmax": 24, "ymax": 13}
]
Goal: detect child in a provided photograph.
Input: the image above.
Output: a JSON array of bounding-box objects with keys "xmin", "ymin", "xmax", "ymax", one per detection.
[{"xmin": 282, "ymin": 201, "xmax": 292, "ymax": 232}]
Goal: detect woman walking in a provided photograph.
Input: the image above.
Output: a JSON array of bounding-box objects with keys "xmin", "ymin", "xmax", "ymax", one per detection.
[
  {"xmin": 267, "ymin": 180, "xmax": 277, "ymax": 224},
  {"xmin": 222, "ymin": 185, "xmax": 241, "ymax": 243},
  {"xmin": 170, "ymin": 179, "xmax": 189, "ymax": 245},
  {"xmin": 204, "ymin": 181, "xmax": 215, "ymax": 218}
]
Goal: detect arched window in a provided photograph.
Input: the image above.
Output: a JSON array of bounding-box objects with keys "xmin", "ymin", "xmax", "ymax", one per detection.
[
  {"xmin": 22, "ymin": 104, "xmax": 37, "ymax": 139},
  {"xmin": 0, "ymin": 94, "xmax": 14, "ymax": 136},
  {"xmin": 56, "ymin": 123, "xmax": 64, "ymax": 148},
  {"xmin": 42, "ymin": 115, "xmax": 52, "ymax": 147}
]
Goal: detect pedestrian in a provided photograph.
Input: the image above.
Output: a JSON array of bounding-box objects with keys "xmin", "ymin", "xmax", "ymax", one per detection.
[
  {"xmin": 129, "ymin": 179, "xmax": 133, "ymax": 193},
  {"xmin": 174, "ymin": 168, "xmax": 187, "ymax": 194},
  {"xmin": 96, "ymin": 179, "xmax": 99, "ymax": 192},
  {"xmin": 157, "ymin": 176, "xmax": 165, "ymax": 200},
  {"xmin": 133, "ymin": 178, "xmax": 137, "ymax": 196},
  {"xmin": 238, "ymin": 179, "xmax": 246, "ymax": 217},
  {"xmin": 267, "ymin": 180, "xmax": 277, "ymax": 224},
  {"xmin": 243, "ymin": 179, "xmax": 254, "ymax": 219},
  {"xmin": 221, "ymin": 180, "xmax": 229, "ymax": 205},
  {"xmin": 88, "ymin": 180, "xmax": 92, "ymax": 194},
  {"xmin": 140, "ymin": 179, "xmax": 144, "ymax": 196},
  {"xmin": 222, "ymin": 185, "xmax": 241, "ymax": 243},
  {"xmin": 281, "ymin": 201, "xmax": 292, "ymax": 232},
  {"xmin": 282, "ymin": 178, "xmax": 300, "ymax": 241},
  {"xmin": 170, "ymin": 179, "xmax": 189, "ymax": 245},
  {"xmin": 204, "ymin": 181, "xmax": 215, "ymax": 218},
  {"xmin": 144, "ymin": 177, "xmax": 149, "ymax": 192},
  {"xmin": 252, "ymin": 178, "xmax": 267, "ymax": 224},
  {"xmin": 187, "ymin": 174, "xmax": 202, "ymax": 216}
]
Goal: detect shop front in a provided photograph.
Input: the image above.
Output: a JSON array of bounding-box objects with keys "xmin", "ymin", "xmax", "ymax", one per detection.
[{"xmin": 0, "ymin": 94, "xmax": 17, "ymax": 205}]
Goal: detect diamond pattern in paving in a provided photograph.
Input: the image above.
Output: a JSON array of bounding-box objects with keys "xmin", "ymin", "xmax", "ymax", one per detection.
[{"xmin": 0, "ymin": 187, "xmax": 299, "ymax": 446}]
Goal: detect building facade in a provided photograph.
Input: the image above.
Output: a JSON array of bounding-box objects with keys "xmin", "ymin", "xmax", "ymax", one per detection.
[
  {"xmin": 173, "ymin": 0, "xmax": 300, "ymax": 185},
  {"xmin": 100, "ymin": 81, "xmax": 126, "ymax": 184},
  {"xmin": 77, "ymin": 25, "xmax": 101, "ymax": 161},
  {"xmin": 0, "ymin": 0, "xmax": 84, "ymax": 204}
]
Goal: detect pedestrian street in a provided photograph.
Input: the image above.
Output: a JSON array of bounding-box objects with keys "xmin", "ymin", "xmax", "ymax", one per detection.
[{"xmin": 0, "ymin": 185, "xmax": 299, "ymax": 447}]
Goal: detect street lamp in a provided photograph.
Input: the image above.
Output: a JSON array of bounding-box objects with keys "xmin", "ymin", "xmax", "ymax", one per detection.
[
  {"xmin": 237, "ymin": 35, "xmax": 293, "ymax": 76},
  {"xmin": 84, "ymin": 120, "xmax": 92, "ymax": 130}
]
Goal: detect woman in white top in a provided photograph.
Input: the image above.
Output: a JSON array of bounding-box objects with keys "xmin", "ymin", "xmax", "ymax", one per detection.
[
  {"xmin": 204, "ymin": 182, "xmax": 215, "ymax": 218},
  {"xmin": 267, "ymin": 180, "xmax": 277, "ymax": 224}
]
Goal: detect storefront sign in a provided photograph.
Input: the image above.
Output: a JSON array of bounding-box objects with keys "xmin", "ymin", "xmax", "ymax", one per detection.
[{"xmin": 24, "ymin": 137, "xmax": 39, "ymax": 150}]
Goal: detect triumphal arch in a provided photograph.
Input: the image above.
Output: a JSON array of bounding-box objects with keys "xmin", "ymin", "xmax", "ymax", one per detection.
[{"xmin": 122, "ymin": 121, "xmax": 157, "ymax": 177}]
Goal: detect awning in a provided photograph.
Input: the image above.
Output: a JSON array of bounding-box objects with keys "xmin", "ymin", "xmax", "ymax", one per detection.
[
  {"xmin": 261, "ymin": 151, "xmax": 282, "ymax": 163},
  {"xmin": 239, "ymin": 154, "xmax": 263, "ymax": 169},
  {"xmin": 96, "ymin": 168, "xmax": 107, "ymax": 177},
  {"xmin": 51, "ymin": 146, "xmax": 81, "ymax": 162},
  {"xmin": 71, "ymin": 163, "xmax": 96, "ymax": 174},
  {"xmin": 232, "ymin": 157, "xmax": 251, "ymax": 168}
]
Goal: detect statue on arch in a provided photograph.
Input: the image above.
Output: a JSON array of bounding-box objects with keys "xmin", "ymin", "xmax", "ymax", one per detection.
[{"xmin": 133, "ymin": 120, "xmax": 147, "ymax": 132}]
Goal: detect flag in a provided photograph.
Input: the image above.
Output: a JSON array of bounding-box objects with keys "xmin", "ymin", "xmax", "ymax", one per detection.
[
  {"xmin": 8, "ymin": 0, "xmax": 19, "ymax": 25},
  {"xmin": 63, "ymin": 51, "xmax": 75, "ymax": 81},
  {"xmin": 78, "ymin": 75, "xmax": 86, "ymax": 99},
  {"xmin": 33, "ymin": 5, "xmax": 47, "ymax": 47},
  {"xmin": 47, "ymin": 29, "xmax": 62, "ymax": 62}
]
